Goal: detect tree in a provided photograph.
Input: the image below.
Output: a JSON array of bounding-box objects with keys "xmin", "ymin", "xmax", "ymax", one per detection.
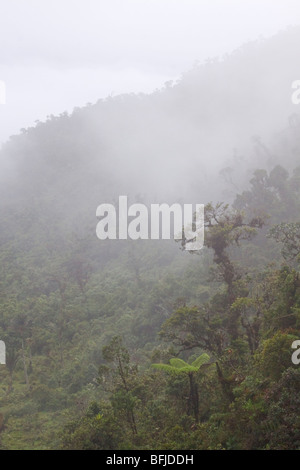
[
  {"xmin": 99, "ymin": 336, "xmax": 138, "ymax": 435},
  {"xmin": 202, "ymin": 202, "xmax": 265, "ymax": 305},
  {"xmin": 170, "ymin": 203, "xmax": 265, "ymax": 353},
  {"xmin": 152, "ymin": 353, "xmax": 211, "ymax": 422},
  {"xmin": 269, "ymin": 222, "xmax": 300, "ymax": 262}
]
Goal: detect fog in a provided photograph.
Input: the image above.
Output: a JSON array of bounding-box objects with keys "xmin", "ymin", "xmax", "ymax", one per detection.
[
  {"xmin": 1, "ymin": 2, "xmax": 300, "ymax": 450},
  {"xmin": 0, "ymin": 1, "xmax": 300, "ymax": 222},
  {"xmin": 1, "ymin": 0, "xmax": 300, "ymax": 146}
]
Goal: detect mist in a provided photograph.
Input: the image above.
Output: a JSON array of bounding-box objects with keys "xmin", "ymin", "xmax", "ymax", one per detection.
[
  {"xmin": 1, "ymin": 26, "xmax": 300, "ymax": 209},
  {"xmin": 1, "ymin": 0, "xmax": 300, "ymax": 452},
  {"xmin": 1, "ymin": 0, "xmax": 300, "ymax": 145}
]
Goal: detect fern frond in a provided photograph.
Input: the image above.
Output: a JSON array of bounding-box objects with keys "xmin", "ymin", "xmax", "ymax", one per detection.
[
  {"xmin": 191, "ymin": 353, "xmax": 210, "ymax": 368},
  {"xmin": 169, "ymin": 358, "xmax": 189, "ymax": 369},
  {"xmin": 151, "ymin": 363, "xmax": 182, "ymax": 375}
]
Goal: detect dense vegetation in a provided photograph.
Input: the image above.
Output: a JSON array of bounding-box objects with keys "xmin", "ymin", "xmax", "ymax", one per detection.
[{"xmin": 0, "ymin": 28, "xmax": 300, "ymax": 450}]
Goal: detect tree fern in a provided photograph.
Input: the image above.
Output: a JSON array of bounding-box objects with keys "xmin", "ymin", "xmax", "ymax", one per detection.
[{"xmin": 152, "ymin": 353, "xmax": 210, "ymax": 375}]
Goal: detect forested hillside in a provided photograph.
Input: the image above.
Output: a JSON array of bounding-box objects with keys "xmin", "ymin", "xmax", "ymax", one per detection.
[{"xmin": 0, "ymin": 28, "xmax": 300, "ymax": 450}]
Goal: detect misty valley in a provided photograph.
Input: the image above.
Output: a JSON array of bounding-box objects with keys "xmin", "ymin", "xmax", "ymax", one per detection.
[{"xmin": 0, "ymin": 25, "xmax": 300, "ymax": 451}]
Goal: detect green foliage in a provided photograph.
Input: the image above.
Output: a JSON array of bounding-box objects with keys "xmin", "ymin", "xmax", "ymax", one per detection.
[
  {"xmin": 1, "ymin": 32, "xmax": 300, "ymax": 448},
  {"xmin": 269, "ymin": 222, "xmax": 300, "ymax": 262},
  {"xmin": 255, "ymin": 331, "xmax": 298, "ymax": 381},
  {"xmin": 152, "ymin": 354, "xmax": 210, "ymax": 375}
]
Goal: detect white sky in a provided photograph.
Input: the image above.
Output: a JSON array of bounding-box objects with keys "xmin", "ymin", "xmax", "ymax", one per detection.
[{"xmin": 0, "ymin": 0, "xmax": 300, "ymax": 145}]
